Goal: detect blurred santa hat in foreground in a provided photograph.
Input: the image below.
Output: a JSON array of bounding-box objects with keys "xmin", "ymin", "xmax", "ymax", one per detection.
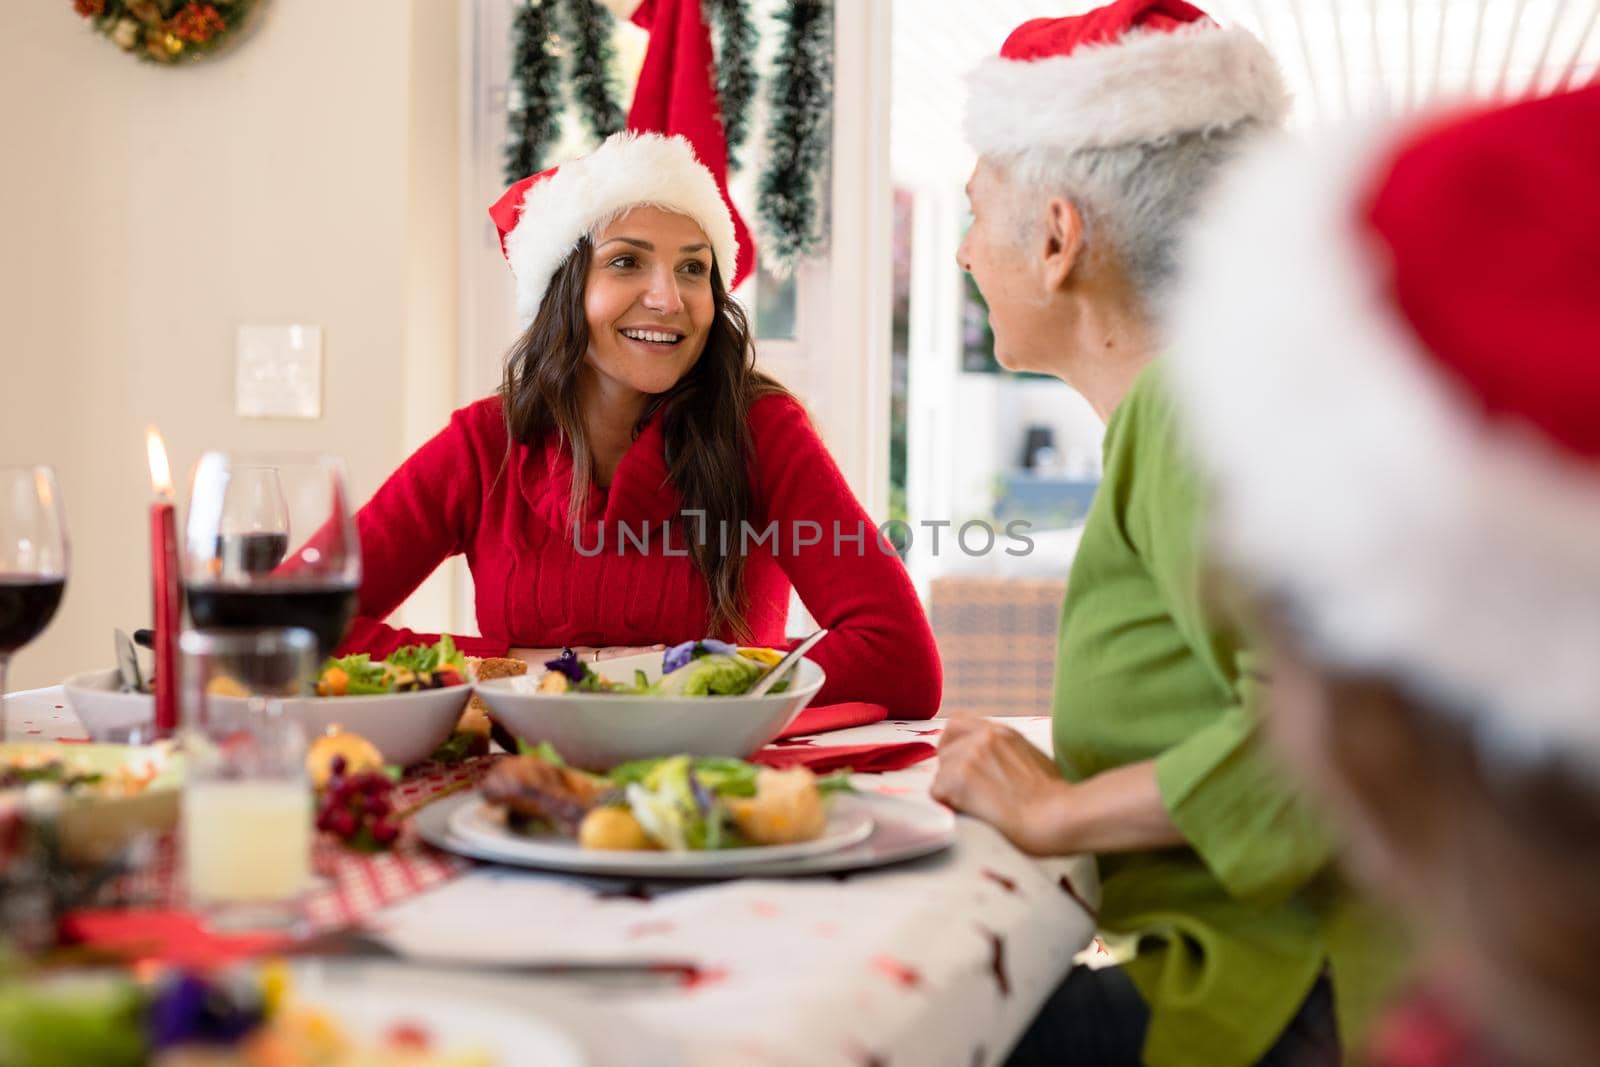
[{"xmin": 1166, "ymin": 84, "xmax": 1600, "ymax": 777}]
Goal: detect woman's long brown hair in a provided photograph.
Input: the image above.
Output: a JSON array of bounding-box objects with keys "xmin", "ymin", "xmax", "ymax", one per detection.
[{"xmin": 500, "ymin": 235, "xmax": 788, "ymax": 641}]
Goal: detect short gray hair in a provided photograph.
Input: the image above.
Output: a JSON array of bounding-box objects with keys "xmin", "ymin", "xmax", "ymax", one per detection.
[{"xmin": 998, "ymin": 122, "xmax": 1264, "ymax": 301}]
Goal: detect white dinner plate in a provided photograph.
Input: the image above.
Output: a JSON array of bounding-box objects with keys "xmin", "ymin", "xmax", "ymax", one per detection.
[
  {"xmin": 446, "ymin": 795, "xmax": 874, "ymax": 877},
  {"xmin": 417, "ymin": 789, "xmax": 955, "ymax": 879},
  {"xmin": 290, "ymin": 962, "xmax": 586, "ymax": 1065}
]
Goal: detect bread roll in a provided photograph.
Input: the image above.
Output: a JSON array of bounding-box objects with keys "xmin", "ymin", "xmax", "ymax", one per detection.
[
  {"xmin": 461, "ymin": 656, "xmax": 528, "ymax": 736},
  {"xmin": 726, "ymin": 767, "xmax": 827, "ymax": 844}
]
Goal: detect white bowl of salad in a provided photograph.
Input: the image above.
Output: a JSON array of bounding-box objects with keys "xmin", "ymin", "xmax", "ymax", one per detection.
[
  {"xmin": 65, "ymin": 638, "xmax": 475, "ymax": 768},
  {"xmin": 296, "ymin": 637, "xmax": 475, "ymax": 766},
  {"xmin": 472, "ymin": 640, "xmax": 826, "ymax": 771}
]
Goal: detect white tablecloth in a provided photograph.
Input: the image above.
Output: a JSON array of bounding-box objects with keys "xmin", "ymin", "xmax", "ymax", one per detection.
[
  {"xmin": 4, "ymin": 687, "xmax": 1100, "ymax": 1067},
  {"xmin": 2, "ymin": 686, "xmax": 81, "ymax": 741}
]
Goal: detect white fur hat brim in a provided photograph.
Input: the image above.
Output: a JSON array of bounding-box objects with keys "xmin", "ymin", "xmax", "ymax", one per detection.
[
  {"xmin": 1166, "ymin": 124, "xmax": 1600, "ymax": 774},
  {"xmin": 965, "ymin": 23, "xmax": 1289, "ymax": 157},
  {"xmin": 503, "ymin": 132, "xmax": 739, "ymax": 328}
]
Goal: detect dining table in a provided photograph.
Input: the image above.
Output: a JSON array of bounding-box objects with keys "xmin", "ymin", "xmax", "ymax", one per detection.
[{"xmin": 3, "ymin": 685, "xmax": 1101, "ymax": 1067}]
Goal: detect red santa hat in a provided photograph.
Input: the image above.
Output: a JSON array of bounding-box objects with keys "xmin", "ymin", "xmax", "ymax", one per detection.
[
  {"xmin": 965, "ymin": 0, "xmax": 1288, "ymax": 158},
  {"xmin": 489, "ymin": 131, "xmax": 739, "ymax": 329},
  {"xmin": 1168, "ymin": 85, "xmax": 1600, "ymax": 771},
  {"xmin": 605, "ymin": 0, "xmax": 756, "ymax": 284}
]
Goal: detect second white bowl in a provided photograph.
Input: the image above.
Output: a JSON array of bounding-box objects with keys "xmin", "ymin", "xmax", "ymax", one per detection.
[{"xmin": 472, "ymin": 651, "xmax": 825, "ymax": 770}]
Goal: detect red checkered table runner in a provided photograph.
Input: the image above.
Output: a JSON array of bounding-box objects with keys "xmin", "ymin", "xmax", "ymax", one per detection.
[{"xmin": 111, "ymin": 756, "xmax": 496, "ymax": 934}]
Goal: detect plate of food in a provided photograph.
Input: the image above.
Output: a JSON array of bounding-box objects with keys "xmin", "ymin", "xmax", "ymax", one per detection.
[
  {"xmin": 426, "ymin": 746, "xmax": 876, "ymax": 878},
  {"xmin": 0, "ymin": 961, "xmax": 584, "ymax": 1066},
  {"xmin": 0, "ymin": 741, "xmax": 182, "ymax": 864},
  {"xmin": 472, "ymin": 640, "xmax": 826, "ymax": 770},
  {"xmin": 416, "ymin": 774, "xmax": 955, "ymax": 880}
]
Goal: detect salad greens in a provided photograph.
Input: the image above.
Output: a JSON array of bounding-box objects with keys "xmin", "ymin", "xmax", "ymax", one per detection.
[
  {"xmin": 539, "ymin": 640, "xmax": 788, "ymax": 697},
  {"xmin": 317, "ymin": 635, "xmax": 467, "ymax": 696},
  {"xmin": 0, "ymin": 761, "xmax": 104, "ymax": 791},
  {"xmin": 610, "ymin": 755, "xmax": 759, "ymax": 797},
  {"xmin": 523, "ymin": 740, "xmax": 568, "ymax": 766},
  {"xmin": 385, "ymin": 634, "xmax": 466, "ymax": 674},
  {"xmin": 509, "ymin": 747, "xmax": 854, "ymax": 852},
  {"xmin": 656, "ymin": 653, "xmax": 765, "ymax": 696},
  {"xmin": 318, "ymin": 653, "xmax": 390, "ymax": 695},
  {"xmin": 612, "ymin": 755, "xmax": 854, "ymax": 851},
  {"xmin": 661, "ymin": 638, "xmax": 738, "ymax": 672},
  {"xmin": 0, "ymin": 977, "xmax": 148, "ymax": 1067},
  {"xmin": 620, "ymin": 755, "xmax": 719, "ymax": 851}
]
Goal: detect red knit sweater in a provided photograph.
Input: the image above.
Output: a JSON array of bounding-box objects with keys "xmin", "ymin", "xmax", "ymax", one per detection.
[{"xmin": 340, "ymin": 393, "xmax": 942, "ymax": 719}]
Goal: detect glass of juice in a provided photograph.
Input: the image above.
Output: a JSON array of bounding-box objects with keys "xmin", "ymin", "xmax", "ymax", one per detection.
[{"xmin": 179, "ymin": 626, "xmax": 316, "ymax": 931}]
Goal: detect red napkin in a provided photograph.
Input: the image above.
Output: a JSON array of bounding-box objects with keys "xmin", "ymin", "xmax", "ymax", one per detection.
[
  {"xmin": 750, "ymin": 741, "xmax": 935, "ymax": 775},
  {"xmin": 61, "ymin": 909, "xmax": 291, "ymax": 969},
  {"xmin": 778, "ymin": 702, "xmax": 888, "ymax": 739}
]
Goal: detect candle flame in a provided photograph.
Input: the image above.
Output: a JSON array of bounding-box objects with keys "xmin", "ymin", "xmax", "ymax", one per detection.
[{"xmin": 146, "ymin": 426, "xmax": 173, "ymax": 498}]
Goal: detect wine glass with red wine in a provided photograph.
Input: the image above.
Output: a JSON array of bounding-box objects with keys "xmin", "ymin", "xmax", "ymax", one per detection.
[
  {"xmin": 183, "ymin": 454, "xmax": 360, "ymax": 663},
  {"xmin": 0, "ymin": 466, "xmax": 69, "ymax": 703},
  {"xmin": 216, "ymin": 465, "xmax": 290, "ymax": 576}
]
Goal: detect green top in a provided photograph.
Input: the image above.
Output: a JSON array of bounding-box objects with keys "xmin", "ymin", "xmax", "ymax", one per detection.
[{"xmin": 1053, "ymin": 366, "xmax": 1402, "ymax": 1067}]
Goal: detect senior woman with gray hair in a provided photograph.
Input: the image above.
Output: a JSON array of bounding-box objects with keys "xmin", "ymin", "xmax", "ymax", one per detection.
[{"xmin": 930, "ymin": 3, "xmax": 1402, "ymax": 1065}]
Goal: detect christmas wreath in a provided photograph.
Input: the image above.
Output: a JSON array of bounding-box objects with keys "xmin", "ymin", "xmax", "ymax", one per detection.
[{"xmin": 72, "ymin": 0, "xmax": 258, "ymax": 64}]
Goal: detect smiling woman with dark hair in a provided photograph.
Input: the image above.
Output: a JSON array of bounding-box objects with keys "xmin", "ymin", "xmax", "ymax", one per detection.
[{"xmin": 335, "ymin": 132, "xmax": 941, "ymax": 720}]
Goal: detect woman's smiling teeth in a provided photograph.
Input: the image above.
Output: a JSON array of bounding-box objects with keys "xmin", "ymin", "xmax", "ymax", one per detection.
[{"xmin": 621, "ymin": 327, "xmax": 684, "ymax": 346}]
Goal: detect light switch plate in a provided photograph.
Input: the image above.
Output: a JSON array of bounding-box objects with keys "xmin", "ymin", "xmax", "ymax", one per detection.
[{"xmin": 236, "ymin": 324, "xmax": 322, "ymax": 419}]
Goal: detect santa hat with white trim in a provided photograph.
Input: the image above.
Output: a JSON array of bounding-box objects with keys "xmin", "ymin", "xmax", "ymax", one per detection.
[
  {"xmin": 1168, "ymin": 84, "xmax": 1600, "ymax": 776},
  {"xmin": 489, "ymin": 131, "xmax": 739, "ymax": 329},
  {"xmin": 964, "ymin": 0, "xmax": 1288, "ymax": 159}
]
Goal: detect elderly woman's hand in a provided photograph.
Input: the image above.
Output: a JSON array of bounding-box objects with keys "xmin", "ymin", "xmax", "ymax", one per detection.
[
  {"xmin": 930, "ymin": 717, "xmax": 1077, "ymax": 856},
  {"xmin": 934, "ymin": 721, "xmax": 1188, "ymax": 857}
]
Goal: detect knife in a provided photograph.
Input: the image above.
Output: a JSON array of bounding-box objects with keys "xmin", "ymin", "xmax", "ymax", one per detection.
[
  {"xmin": 290, "ymin": 928, "xmax": 697, "ymax": 986},
  {"xmin": 114, "ymin": 629, "xmax": 145, "ymax": 694}
]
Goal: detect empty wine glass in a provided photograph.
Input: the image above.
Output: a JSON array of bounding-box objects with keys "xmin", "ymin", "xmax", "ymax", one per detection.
[
  {"xmin": 217, "ymin": 465, "xmax": 290, "ymax": 575},
  {"xmin": 0, "ymin": 466, "xmax": 69, "ymax": 705},
  {"xmin": 184, "ymin": 453, "xmax": 361, "ymax": 661}
]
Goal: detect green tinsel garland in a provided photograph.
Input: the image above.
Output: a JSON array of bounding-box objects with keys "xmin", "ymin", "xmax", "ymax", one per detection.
[
  {"xmin": 758, "ymin": 0, "xmax": 833, "ymax": 268},
  {"xmin": 562, "ymin": 0, "xmax": 625, "ymax": 143},
  {"xmin": 504, "ymin": 0, "xmax": 768, "ymax": 188},
  {"xmin": 705, "ymin": 0, "xmax": 759, "ymax": 171},
  {"xmin": 505, "ymin": 0, "xmax": 562, "ymax": 184}
]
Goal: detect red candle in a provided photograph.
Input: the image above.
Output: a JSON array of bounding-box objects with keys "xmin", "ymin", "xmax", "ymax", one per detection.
[{"xmin": 146, "ymin": 428, "xmax": 181, "ymax": 737}]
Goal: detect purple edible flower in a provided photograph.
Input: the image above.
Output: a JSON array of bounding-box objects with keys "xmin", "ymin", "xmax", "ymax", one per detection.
[
  {"xmin": 147, "ymin": 972, "xmax": 262, "ymax": 1049},
  {"xmin": 544, "ymin": 648, "xmax": 587, "ymax": 683},
  {"xmin": 662, "ymin": 642, "xmax": 696, "ymax": 673},
  {"xmin": 662, "ymin": 639, "xmax": 738, "ymax": 674},
  {"xmin": 690, "ymin": 774, "xmax": 714, "ymax": 816},
  {"xmin": 147, "ymin": 973, "xmax": 207, "ymax": 1050}
]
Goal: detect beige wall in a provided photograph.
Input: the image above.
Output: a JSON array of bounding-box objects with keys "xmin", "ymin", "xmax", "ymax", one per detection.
[{"xmin": 0, "ymin": 2, "xmax": 462, "ymax": 690}]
